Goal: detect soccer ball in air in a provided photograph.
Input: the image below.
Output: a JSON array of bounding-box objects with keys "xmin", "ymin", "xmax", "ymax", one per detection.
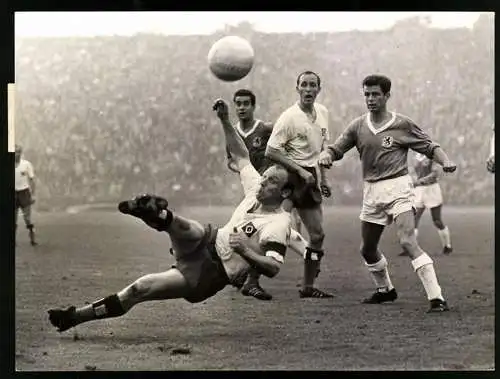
[{"xmin": 207, "ymin": 36, "xmax": 254, "ymax": 82}]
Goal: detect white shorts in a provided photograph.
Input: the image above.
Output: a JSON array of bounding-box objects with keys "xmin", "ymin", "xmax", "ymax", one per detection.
[
  {"xmin": 413, "ymin": 183, "xmax": 443, "ymax": 209},
  {"xmin": 360, "ymin": 175, "xmax": 415, "ymax": 226}
]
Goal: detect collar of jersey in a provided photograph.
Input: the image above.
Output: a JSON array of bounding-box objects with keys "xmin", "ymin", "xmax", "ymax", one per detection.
[
  {"xmin": 236, "ymin": 119, "xmax": 260, "ymax": 138},
  {"xmin": 295, "ymin": 102, "xmax": 319, "ymax": 124},
  {"xmin": 366, "ymin": 112, "xmax": 396, "ymax": 135}
]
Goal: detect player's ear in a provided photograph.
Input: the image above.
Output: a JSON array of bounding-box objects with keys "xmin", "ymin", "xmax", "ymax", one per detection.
[{"xmin": 385, "ymin": 91, "xmax": 391, "ymax": 100}]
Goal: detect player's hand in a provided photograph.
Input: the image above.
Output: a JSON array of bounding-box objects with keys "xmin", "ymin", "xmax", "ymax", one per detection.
[
  {"xmin": 487, "ymin": 155, "xmax": 495, "ymax": 173},
  {"xmin": 212, "ymin": 98, "xmax": 229, "ymax": 121},
  {"xmin": 442, "ymin": 161, "xmax": 457, "ymax": 173},
  {"xmin": 30, "ymin": 195, "xmax": 36, "ymax": 205},
  {"xmin": 299, "ymin": 170, "xmax": 315, "ymax": 187},
  {"xmin": 227, "ymin": 159, "xmax": 240, "ymax": 173},
  {"xmin": 320, "ymin": 181, "xmax": 332, "ymax": 198},
  {"xmin": 229, "ymin": 227, "xmax": 246, "ymax": 254},
  {"xmin": 319, "ymin": 150, "xmax": 333, "ymax": 168}
]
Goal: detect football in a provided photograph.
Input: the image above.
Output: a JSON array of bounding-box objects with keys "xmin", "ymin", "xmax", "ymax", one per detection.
[{"xmin": 207, "ymin": 36, "xmax": 254, "ymax": 82}]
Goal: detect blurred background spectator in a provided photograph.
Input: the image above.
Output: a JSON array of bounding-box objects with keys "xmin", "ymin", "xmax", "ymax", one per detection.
[{"xmin": 14, "ymin": 14, "xmax": 494, "ymax": 210}]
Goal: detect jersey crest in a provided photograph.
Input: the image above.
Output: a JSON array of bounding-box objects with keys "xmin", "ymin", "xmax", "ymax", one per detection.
[
  {"xmin": 252, "ymin": 136, "xmax": 262, "ymax": 148},
  {"xmin": 382, "ymin": 135, "xmax": 394, "ymax": 148},
  {"xmin": 241, "ymin": 222, "xmax": 258, "ymax": 237}
]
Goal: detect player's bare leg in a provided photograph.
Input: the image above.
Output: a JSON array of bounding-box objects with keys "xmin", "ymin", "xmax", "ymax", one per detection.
[
  {"xmin": 394, "ymin": 210, "xmax": 449, "ymax": 312},
  {"xmin": 48, "ymin": 194, "xmax": 210, "ymax": 332},
  {"xmin": 48, "ymin": 268, "xmax": 193, "ymax": 332},
  {"xmin": 399, "ymin": 207, "xmax": 424, "ymax": 256},
  {"xmin": 21, "ymin": 204, "xmax": 37, "ymax": 246},
  {"xmin": 430, "ymin": 205, "xmax": 453, "ymax": 255},
  {"xmin": 360, "ymin": 221, "xmax": 398, "ymax": 304},
  {"xmin": 297, "ymin": 206, "xmax": 333, "ymax": 298}
]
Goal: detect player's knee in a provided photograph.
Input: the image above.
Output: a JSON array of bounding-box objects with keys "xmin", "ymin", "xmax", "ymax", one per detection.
[
  {"xmin": 129, "ymin": 275, "xmax": 155, "ymax": 300},
  {"xmin": 399, "ymin": 232, "xmax": 417, "ymax": 252},
  {"xmin": 360, "ymin": 242, "xmax": 377, "ymax": 260},
  {"xmin": 432, "ymin": 218, "xmax": 444, "ymax": 229},
  {"xmin": 309, "ymin": 229, "xmax": 325, "ymax": 247}
]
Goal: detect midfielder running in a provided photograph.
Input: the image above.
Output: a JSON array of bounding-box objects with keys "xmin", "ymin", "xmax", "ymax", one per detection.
[
  {"xmin": 319, "ymin": 74, "xmax": 456, "ymax": 313},
  {"xmin": 47, "ymin": 99, "xmax": 300, "ymax": 333}
]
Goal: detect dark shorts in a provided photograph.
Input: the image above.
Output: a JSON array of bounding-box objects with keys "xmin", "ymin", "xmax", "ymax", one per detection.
[
  {"xmin": 15, "ymin": 189, "xmax": 32, "ymax": 209},
  {"xmin": 289, "ymin": 166, "xmax": 322, "ymax": 209},
  {"xmin": 255, "ymin": 159, "xmax": 273, "ymax": 175},
  {"xmin": 173, "ymin": 224, "xmax": 230, "ymax": 304}
]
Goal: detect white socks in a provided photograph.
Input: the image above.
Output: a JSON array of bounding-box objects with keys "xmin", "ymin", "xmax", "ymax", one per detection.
[
  {"xmin": 437, "ymin": 226, "xmax": 452, "ymax": 248},
  {"xmin": 411, "ymin": 253, "xmax": 444, "ymax": 301},
  {"xmin": 365, "ymin": 255, "xmax": 394, "ymax": 293}
]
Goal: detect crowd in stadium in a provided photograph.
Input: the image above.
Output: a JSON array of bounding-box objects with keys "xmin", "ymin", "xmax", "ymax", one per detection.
[{"xmin": 15, "ymin": 15, "xmax": 494, "ymax": 210}]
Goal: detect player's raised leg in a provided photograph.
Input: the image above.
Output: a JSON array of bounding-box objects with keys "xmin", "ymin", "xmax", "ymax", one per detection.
[
  {"xmin": 48, "ymin": 194, "xmax": 215, "ymax": 332},
  {"xmin": 297, "ymin": 205, "xmax": 333, "ymax": 298},
  {"xmin": 430, "ymin": 205, "xmax": 452, "ymax": 255},
  {"xmin": 393, "ymin": 210, "xmax": 449, "ymax": 312},
  {"xmin": 360, "ymin": 221, "xmax": 398, "ymax": 304}
]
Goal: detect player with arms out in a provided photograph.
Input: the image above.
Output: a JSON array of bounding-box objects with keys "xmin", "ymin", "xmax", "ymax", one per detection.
[
  {"xmin": 486, "ymin": 124, "xmax": 494, "ymax": 173},
  {"xmin": 319, "ymin": 74, "xmax": 456, "ymax": 312},
  {"xmin": 47, "ymin": 99, "xmax": 296, "ymax": 333},
  {"xmin": 223, "ymin": 89, "xmax": 305, "ymax": 300},
  {"xmin": 265, "ymin": 71, "xmax": 333, "ymax": 299},
  {"xmin": 399, "ymin": 153, "xmax": 452, "ymax": 256},
  {"xmin": 15, "ymin": 144, "xmax": 37, "ymax": 246}
]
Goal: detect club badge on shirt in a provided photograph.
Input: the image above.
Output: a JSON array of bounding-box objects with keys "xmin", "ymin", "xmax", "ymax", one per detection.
[
  {"xmin": 382, "ymin": 136, "xmax": 394, "ymax": 148},
  {"xmin": 241, "ymin": 222, "xmax": 257, "ymax": 237}
]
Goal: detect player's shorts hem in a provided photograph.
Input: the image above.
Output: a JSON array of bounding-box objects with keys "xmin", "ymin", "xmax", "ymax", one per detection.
[
  {"xmin": 391, "ymin": 204, "xmax": 415, "ymax": 220},
  {"xmin": 174, "ymin": 225, "xmax": 230, "ymax": 303},
  {"xmin": 359, "ymin": 215, "xmax": 388, "ymax": 226},
  {"xmin": 15, "ymin": 188, "xmax": 32, "ymax": 209}
]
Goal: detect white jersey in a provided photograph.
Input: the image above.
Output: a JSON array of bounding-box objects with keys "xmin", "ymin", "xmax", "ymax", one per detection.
[
  {"xmin": 215, "ymin": 164, "xmax": 292, "ymax": 284},
  {"xmin": 15, "ymin": 159, "xmax": 35, "ymax": 191},
  {"xmin": 267, "ymin": 102, "xmax": 329, "ymax": 168}
]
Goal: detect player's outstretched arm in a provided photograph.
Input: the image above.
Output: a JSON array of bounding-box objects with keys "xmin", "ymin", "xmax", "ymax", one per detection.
[
  {"xmin": 320, "ymin": 123, "xmax": 357, "ymax": 168},
  {"xmin": 213, "ymin": 99, "xmax": 251, "ymax": 171},
  {"xmin": 431, "ymin": 147, "xmax": 456, "ymax": 173}
]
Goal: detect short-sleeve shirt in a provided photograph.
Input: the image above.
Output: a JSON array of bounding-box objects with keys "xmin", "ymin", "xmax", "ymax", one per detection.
[
  {"xmin": 328, "ymin": 112, "xmax": 440, "ymax": 183},
  {"xmin": 15, "ymin": 159, "xmax": 35, "ymax": 191},
  {"xmin": 215, "ymin": 164, "xmax": 292, "ymax": 283},
  {"xmin": 267, "ymin": 103, "xmax": 329, "ymax": 168}
]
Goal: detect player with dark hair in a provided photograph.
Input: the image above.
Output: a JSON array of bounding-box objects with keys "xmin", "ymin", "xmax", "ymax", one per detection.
[
  {"xmin": 266, "ymin": 71, "xmax": 333, "ymax": 299},
  {"xmin": 319, "ymin": 74, "xmax": 456, "ymax": 312},
  {"xmin": 47, "ymin": 99, "xmax": 298, "ymax": 333}
]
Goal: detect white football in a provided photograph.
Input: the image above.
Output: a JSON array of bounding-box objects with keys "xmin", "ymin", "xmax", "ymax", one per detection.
[{"xmin": 207, "ymin": 36, "xmax": 254, "ymax": 82}]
